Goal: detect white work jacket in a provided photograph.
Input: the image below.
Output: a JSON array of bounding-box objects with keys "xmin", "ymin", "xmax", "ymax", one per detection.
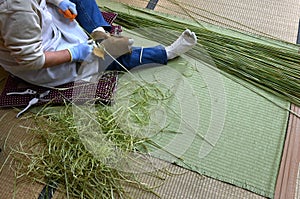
[{"xmin": 0, "ymin": 0, "xmax": 99, "ymax": 86}]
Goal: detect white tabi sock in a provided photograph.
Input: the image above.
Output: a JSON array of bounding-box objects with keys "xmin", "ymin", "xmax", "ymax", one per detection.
[{"xmin": 165, "ymin": 29, "xmax": 197, "ymax": 60}]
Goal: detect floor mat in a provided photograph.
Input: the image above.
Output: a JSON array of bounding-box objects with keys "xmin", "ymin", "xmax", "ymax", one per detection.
[
  {"xmin": 275, "ymin": 104, "xmax": 300, "ymax": 199},
  {"xmin": 0, "ymin": 72, "xmax": 118, "ymax": 108},
  {"xmin": 101, "ymin": 2, "xmax": 291, "ymax": 197},
  {"xmin": 116, "ymin": 57, "xmax": 289, "ymax": 198},
  {"xmin": 117, "ymin": 57, "xmax": 289, "ymax": 198}
]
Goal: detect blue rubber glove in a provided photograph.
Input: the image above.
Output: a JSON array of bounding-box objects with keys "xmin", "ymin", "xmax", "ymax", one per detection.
[
  {"xmin": 68, "ymin": 43, "xmax": 93, "ymax": 62},
  {"xmin": 58, "ymin": 0, "xmax": 77, "ymax": 15}
]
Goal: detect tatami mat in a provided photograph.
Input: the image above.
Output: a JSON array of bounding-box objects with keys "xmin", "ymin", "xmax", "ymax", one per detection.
[
  {"xmin": 275, "ymin": 105, "xmax": 300, "ymax": 199},
  {"xmin": 1, "ymin": 0, "xmax": 300, "ymax": 198},
  {"xmin": 109, "ymin": 0, "xmax": 300, "ymax": 198},
  {"xmin": 113, "ymin": 0, "xmax": 300, "ymax": 43},
  {"xmin": 0, "ymin": 109, "xmax": 43, "ymax": 199},
  {"xmin": 125, "ymin": 163, "xmax": 266, "ymax": 199}
]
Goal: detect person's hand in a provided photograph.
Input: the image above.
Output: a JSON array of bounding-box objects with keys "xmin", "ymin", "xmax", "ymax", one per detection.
[
  {"xmin": 58, "ymin": 0, "xmax": 77, "ymax": 21},
  {"xmin": 68, "ymin": 43, "xmax": 93, "ymax": 62}
]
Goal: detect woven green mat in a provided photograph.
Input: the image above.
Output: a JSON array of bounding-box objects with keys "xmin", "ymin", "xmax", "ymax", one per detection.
[
  {"xmin": 116, "ymin": 55, "xmax": 289, "ymax": 198},
  {"xmin": 99, "ymin": 1, "xmax": 290, "ymax": 197}
]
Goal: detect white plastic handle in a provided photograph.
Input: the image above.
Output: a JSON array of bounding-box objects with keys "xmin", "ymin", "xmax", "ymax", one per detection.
[
  {"xmin": 16, "ymin": 98, "xmax": 39, "ymax": 118},
  {"xmin": 7, "ymin": 89, "xmax": 37, "ymax": 95}
]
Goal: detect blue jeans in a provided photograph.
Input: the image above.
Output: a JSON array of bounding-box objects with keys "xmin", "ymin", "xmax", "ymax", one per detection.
[
  {"xmin": 70, "ymin": 0, "xmax": 111, "ymax": 33},
  {"xmin": 107, "ymin": 46, "xmax": 168, "ymax": 71}
]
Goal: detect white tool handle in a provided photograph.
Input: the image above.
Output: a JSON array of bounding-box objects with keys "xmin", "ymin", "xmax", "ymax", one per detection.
[
  {"xmin": 16, "ymin": 98, "xmax": 39, "ymax": 118},
  {"xmin": 7, "ymin": 89, "xmax": 37, "ymax": 95}
]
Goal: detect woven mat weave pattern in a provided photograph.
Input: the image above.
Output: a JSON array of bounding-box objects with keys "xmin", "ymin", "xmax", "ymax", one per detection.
[{"xmin": 114, "ymin": 0, "xmax": 300, "ymax": 42}]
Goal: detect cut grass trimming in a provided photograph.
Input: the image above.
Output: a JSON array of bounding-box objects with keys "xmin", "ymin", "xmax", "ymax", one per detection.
[{"xmin": 10, "ymin": 75, "xmax": 184, "ymax": 199}]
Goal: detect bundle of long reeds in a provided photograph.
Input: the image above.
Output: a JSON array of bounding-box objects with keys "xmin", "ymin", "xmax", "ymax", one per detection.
[{"xmin": 104, "ymin": 4, "xmax": 300, "ymax": 107}]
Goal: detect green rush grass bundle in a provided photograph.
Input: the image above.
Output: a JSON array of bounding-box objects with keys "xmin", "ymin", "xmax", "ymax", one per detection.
[{"xmin": 104, "ymin": 4, "xmax": 300, "ymax": 107}]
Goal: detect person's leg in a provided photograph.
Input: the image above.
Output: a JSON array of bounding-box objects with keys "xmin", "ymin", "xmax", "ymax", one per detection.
[
  {"xmin": 106, "ymin": 29, "xmax": 197, "ymax": 71},
  {"xmin": 70, "ymin": 0, "xmax": 111, "ymax": 33},
  {"xmin": 106, "ymin": 45, "xmax": 168, "ymax": 71}
]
